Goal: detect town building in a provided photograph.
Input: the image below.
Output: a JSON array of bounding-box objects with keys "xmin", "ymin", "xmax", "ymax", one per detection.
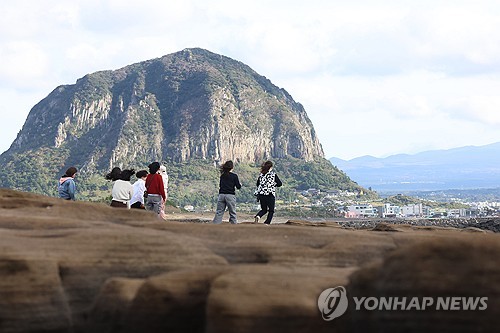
[
  {"xmin": 347, "ymin": 204, "xmax": 377, "ymax": 217},
  {"xmin": 383, "ymin": 203, "xmax": 401, "ymax": 218}
]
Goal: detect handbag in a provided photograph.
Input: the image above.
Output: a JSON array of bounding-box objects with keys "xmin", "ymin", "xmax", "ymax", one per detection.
[{"xmin": 254, "ymin": 181, "xmax": 261, "ymax": 203}]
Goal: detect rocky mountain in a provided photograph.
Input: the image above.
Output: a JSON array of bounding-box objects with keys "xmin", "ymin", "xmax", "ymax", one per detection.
[
  {"xmin": 330, "ymin": 142, "xmax": 500, "ymax": 191},
  {"xmin": 0, "ymin": 48, "xmax": 365, "ymax": 204}
]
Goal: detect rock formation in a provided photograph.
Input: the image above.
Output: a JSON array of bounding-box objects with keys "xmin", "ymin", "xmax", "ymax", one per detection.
[
  {"xmin": 6, "ymin": 48, "xmax": 323, "ymax": 167},
  {"xmin": 0, "ymin": 188, "xmax": 498, "ymax": 332}
]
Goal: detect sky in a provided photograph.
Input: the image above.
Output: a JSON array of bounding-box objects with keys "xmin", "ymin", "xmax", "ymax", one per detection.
[{"xmin": 1, "ymin": 0, "xmax": 500, "ymax": 160}]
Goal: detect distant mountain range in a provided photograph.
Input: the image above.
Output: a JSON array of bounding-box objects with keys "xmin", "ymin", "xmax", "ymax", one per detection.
[{"xmin": 330, "ymin": 142, "xmax": 500, "ymax": 191}]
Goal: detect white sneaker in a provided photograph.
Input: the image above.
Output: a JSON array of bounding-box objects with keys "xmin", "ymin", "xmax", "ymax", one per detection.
[{"xmin": 254, "ymin": 216, "xmax": 261, "ymax": 223}]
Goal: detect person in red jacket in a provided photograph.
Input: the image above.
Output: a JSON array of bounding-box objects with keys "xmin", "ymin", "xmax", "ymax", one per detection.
[{"xmin": 145, "ymin": 162, "xmax": 166, "ymax": 217}]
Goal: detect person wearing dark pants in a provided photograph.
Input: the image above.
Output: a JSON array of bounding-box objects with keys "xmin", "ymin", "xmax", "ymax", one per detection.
[
  {"xmin": 254, "ymin": 161, "xmax": 283, "ymax": 224},
  {"xmin": 256, "ymin": 194, "xmax": 276, "ymax": 224},
  {"xmin": 213, "ymin": 160, "xmax": 242, "ymax": 224}
]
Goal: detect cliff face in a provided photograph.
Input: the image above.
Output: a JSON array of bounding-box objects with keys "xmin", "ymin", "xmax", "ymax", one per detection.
[{"xmin": 9, "ymin": 48, "xmax": 323, "ymax": 171}]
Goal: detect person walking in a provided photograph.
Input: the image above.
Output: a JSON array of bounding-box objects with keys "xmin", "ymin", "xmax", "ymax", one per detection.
[
  {"xmin": 58, "ymin": 167, "xmax": 78, "ymax": 200},
  {"xmin": 145, "ymin": 162, "xmax": 166, "ymax": 217},
  {"xmin": 130, "ymin": 170, "xmax": 148, "ymax": 209},
  {"xmin": 159, "ymin": 165, "xmax": 169, "ymax": 219},
  {"xmin": 213, "ymin": 160, "xmax": 242, "ymax": 224},
  {"xmin": 110, "ymin": 169, "xmax": 135, "ymax": 208},
  {"xmin": 254, "ymin": 161, "xmax": 282, "ymax": 225}
]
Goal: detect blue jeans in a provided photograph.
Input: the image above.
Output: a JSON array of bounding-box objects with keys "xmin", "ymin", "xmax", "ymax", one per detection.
[{"xmin": 213, "ymin": 194, "xmax": 237, "ymax": 224}]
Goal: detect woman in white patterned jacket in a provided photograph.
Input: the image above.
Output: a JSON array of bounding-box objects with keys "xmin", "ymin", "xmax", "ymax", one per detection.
[{"xmin": 254, "ymin": 160, "xmax": 283, "ymax": 225}]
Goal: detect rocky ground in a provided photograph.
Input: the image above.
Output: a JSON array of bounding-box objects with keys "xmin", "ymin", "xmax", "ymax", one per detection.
[
  {"xmin": 0, "ymin": 188, "xmax": 499, "ymax": 333},
  {"xmin": 335, "ymin": 217, "xmax": 500, "ymax": 232}
]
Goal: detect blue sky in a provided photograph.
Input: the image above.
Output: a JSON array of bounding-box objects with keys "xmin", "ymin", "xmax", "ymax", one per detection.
[{"xmin": 1, "ymin": 0, "xmax": 500, "ymax": 160}]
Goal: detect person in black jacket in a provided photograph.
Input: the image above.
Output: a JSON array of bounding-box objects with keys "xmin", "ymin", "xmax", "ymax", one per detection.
[
  {"xmin": 254, "ymin": 160, "xmax": 283, "ymax": 224},
  {"xmin": 213, "ymin": 160, "xmax": 242, "ymax": 224}
]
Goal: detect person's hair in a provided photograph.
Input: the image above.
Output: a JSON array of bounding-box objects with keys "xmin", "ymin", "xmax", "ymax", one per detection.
[
  {"xmin": 261, "ymin": 160, "xmax": 273, "ymax": 174},
  {"xmin": 65, "ymin": 167, "xmax": 77, "ymax": 177},
  {"xmin": 220, "ymin": 160, "xmax": 234, "ymax": 175},
  {"xmin": 119, "ymin": 169, "xmax": 135, "ymax": 181},
  {"xmin": 148, "ymin": 162, "xmax": 161, "ymax": 174},
  {"xmin": 105, "ymin": 167, "xmax": 122, "ymax": 181},
  {"xmin": 136, "ymin": 170, "xmax": 148, "ymax": 179}
]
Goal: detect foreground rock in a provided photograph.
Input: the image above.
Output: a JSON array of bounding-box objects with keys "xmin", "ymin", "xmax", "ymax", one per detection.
[
  {"xmin": 0, "ymin": 189, "xmax": 498, "ymax": 332},
  {"xmin": 348, "ymin": 238, "xmax": 500, "ymax": 332}
]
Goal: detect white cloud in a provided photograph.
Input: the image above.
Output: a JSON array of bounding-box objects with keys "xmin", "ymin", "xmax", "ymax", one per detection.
[
  {"xmin": 0, "ymin": 41, "xmax": 49, "ymax": 87},
  {"xmin": 444, "ymin": 95, "xmax": 500, "ymax": 126},
  {"xmin": 281, "ymin": 69, "xmax": 500, "ymax": 159},
  {"xmin": 1, "ymin": 0, "xmax": 500, "ymax": 159},
  {"xmin": 0, "ymin": 88, "xmax": 47, "ymax": 150},
  {"xmin": 418, "ymin": 5, "xmax": 500, "ymax": 62}
]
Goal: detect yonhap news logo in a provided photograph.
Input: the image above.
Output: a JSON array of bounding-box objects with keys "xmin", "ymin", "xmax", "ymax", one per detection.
[
  {"xmin": 317, "ymin": 286, "xmax": 349, "ymax": 321},
  {"xmin": 318, "ymin": 286, "xmax": 488, "ymax": 321}
]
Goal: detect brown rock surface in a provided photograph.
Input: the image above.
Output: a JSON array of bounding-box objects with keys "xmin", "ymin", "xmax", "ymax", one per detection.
[
  {"xmin": 0, "ymin": 188, "xmax": 498, "ymax": 332},
  {"xmin": 86, "ymin": 277, "xmax": 144, "ymax": 332},
  {"xmin": 0, "ymin": 257, "xmax": 71, "ymax": 333},
  {"xmin": 206, "ymin": 265, "xmax": 354, "ymax": 333},
  {"xmin": 347, "ymin": 237, "xmax": 500, "ymax": 333}
]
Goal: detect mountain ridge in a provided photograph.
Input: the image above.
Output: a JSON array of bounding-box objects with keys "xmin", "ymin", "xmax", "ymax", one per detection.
[{"xmin": 330, "ymin": 142, "xmax": 500, "ymax": 191}]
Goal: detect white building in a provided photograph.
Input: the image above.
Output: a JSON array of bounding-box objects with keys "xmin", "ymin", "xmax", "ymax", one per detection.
[
  {"xmin": 383, "ymin": 203, "xmax": 401, "ymax": 217},
  {"xmin": 347, "ymin": 204, "xmax": 377, "ymax": 217},
  {"xmin": 401, "ymin": 203, "xmax": 424, "ymax": 217},
  {"xmin": 448, "ymin": 208, "xmax": 467, "ymax": 217}
]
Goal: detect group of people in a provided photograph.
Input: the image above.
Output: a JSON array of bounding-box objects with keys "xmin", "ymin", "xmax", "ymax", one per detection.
[
  {"xmin": 58, "ymin": 159, "xmax": 283, "ymax": 224},
  {"xmin": 104, "ymin": 162, "xmax": 169, "ymax": 218}
]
